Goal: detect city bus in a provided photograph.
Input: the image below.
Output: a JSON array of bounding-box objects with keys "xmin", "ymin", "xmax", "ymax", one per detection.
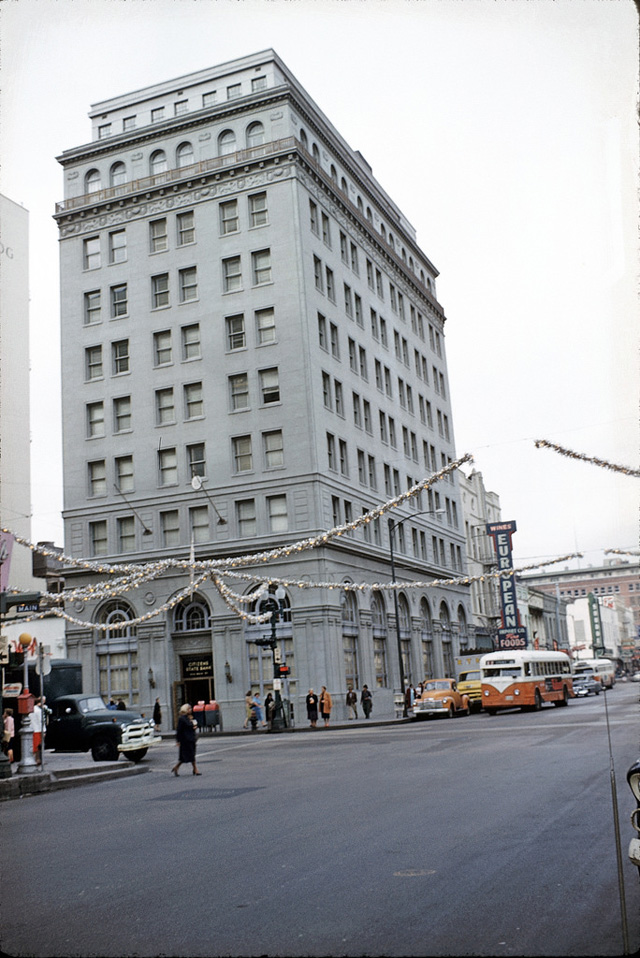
[
  {"xmin": 573, "ymin": 657, "xmax": 616, "ymax": 689},
  {"xmin": 480, "ymin": 649, "xmax": 573, "ymax": 714}
]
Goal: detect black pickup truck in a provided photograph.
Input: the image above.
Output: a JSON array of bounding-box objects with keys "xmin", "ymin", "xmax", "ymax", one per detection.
[{"xmin": 45, "ymin": 694, "xmax": 160, "ymax": 762}]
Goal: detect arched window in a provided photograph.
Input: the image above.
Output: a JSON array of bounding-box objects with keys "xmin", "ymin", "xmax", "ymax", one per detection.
[
  {"xmin": 398, "ymin": 593, "xmax": 412, "ymax": 686},
  {"xmin": 246, "ymin": 122, "xmax": 265, "ymax": 148},
  {"xmin": 380, "ymin": 223, "xmax": 386, "ymax": 241},
  {"xmin": 85, "ymin": 169, "xmax": 101, "ymax": 194},
  {"xmin": 341, "ymin": 590, "xmax": 359, "ymax": 690},
  {"xmin": 300, "ymin": 129, "xmax": 308, "ymax": 149},
  {"xmin": 457, "ymin": 605, "xmax": 468, "ymax": 647},
  {"xmin": 150, "ymin": 150, "xmax": 167, "ymax": 176},
  {"xmin": 341, "ymin": 177, "xmax": 348, "ymax": 194},
  {"xmin": 402, "ymin": 247, "xmax": 407, "ymax": 262},
  {"xmin": 110, "ymin": 162, "xmax": 127, "ymax": 187},
  {"xmin": 388, "ymin": 233, "xmax": 395, "ymax": 250},
  {"xmin": 96, "ymin": 599, "xmax": 138, "ymax": 706},
  {"xmin": 218, "ymin": 129, "xmax": 236, "ymax": 156},
  {"xmin": 357, "ymin": 196, "xmax": 364, "ymax": 214},
  {"xmin": 371, "ymin": 591, "xmax": 388, "ymax": 688},
  {"xmin": 420, "ymin": 597, "xmax": 434, "ymax": 679},
  {"xmin": 312, "ymin": 143, "xmax": 320, "ymax": 162},
  {"xmin": 173, "ymin": 596, "xmax": 211, "ymax": 632},
  {"xmin": 409, "ymin": 256, "xmax": 414, "ymax": 271},
  {"xmin": 420, "ymin": 269, "xmax": 426, "ymax": 285},
  {"xmin": 366, "ymin": 206, "xmax": 373, "ymax": 222},
  {"xmin": 176, "ymin": 141, "xmax": 194, "ymax": 168},
  {"xmin": 440, "ymin": 601, "xmax": 454, "ymax": 676},
  {"xmin": 330, "ymin": 164, "xmax": 337, "ymax": 183}
]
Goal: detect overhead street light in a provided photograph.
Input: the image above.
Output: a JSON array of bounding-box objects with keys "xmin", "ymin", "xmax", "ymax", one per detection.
[
  {"xmin": 388, "ymin": 509, "xmax": 446, "ymax": 717},
  {"xmin": 191, "ymin": 475, "xmax": 227, "ymax": 525}
]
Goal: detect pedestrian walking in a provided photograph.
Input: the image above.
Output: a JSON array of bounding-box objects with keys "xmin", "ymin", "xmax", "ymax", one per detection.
[
  {"xmin": 2, "ymin": 708, "xmax": 15, "ymax": 764},
  {"xmin": 319, "ymin": 686, "xmax": 332, "ymax": 727},
  {"xmin": 346, "ymin": 687, "xmax": 358, "ymax": 720},
  {"xmin": 32, "ymin": 697, "xmax": 43, "ymax": 765},
  {"xmin": 306, "ymin": 689, "xmax": 319, "ymax": 727},
  {"xmin": 153, "ymin": 698, "xmax": 162, "ymax": 731},
  {"xmin": 243, "ymin": 690, "xmax": 253, "ymax": 729},
  {"xmin": 361, "ymin": 685, "xmax": 373, "ymax": 719},
  {"xmin": 172, "ymin": 703, "xmax": 201, "ymax": 776},
  {"xmin": 252, "ymin": 692, "xmax": 266, "ymax": 727}
]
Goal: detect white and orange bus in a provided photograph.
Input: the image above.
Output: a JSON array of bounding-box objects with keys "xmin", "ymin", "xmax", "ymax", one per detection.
[
  {"xmin": 573, "ymin": 657, "xmax": 616, "ymax": 690},
  {"xmin": 480, "ymin": 649, "xmax": 573, "ymax": 714}
]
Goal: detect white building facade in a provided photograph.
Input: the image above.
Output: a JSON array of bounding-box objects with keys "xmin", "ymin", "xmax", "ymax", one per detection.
[{"xmin": 54, "ymin": 51, "xmax": 472, "ymax": 728}]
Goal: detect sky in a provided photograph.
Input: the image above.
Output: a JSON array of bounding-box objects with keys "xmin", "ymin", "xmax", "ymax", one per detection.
[{"xmin": 1, "ymin": 0, "xmax": 638, "ymax": 569}]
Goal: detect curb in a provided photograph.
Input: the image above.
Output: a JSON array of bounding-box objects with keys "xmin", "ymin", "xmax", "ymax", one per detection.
[{"xmin": 0, "ymin": 761, "xmax": 149, "ymax": 802}]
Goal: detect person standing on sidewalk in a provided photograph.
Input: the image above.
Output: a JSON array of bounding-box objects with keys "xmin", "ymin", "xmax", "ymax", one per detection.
[
  {"xmin": 306, "ymin": 689, "xmax": 319, "ymax": 727},
  {"xmin": 346, "ymin": 687, "xmax": 358, "ymax": 720},
  {"xmin": 361, "ymin": 685, "xmax": 373, "ymax": 719},
  {"xmin": 319, "ymin": 686, "xmax": 332, "ymax": 727},
  {"xmin": 172, "ymin": 704, "xmax": 201, "ymax": 776}
]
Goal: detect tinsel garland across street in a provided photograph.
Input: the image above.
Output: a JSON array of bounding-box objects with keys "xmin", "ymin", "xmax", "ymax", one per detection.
[{"xmin": 534, "ymin": 439, "xmax": 640, "ymax": 478}]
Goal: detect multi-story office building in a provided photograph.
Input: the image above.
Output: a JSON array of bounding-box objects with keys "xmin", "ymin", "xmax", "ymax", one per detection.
[
  {"xmin": 54, "ymin": 51, "xmax": 471, "ymax": 727},
  {"xmin": 459, "ymin": 469, "xmax": 502, "ymax": 646}
]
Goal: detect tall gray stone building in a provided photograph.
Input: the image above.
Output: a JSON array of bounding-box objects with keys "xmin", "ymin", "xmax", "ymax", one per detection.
[{"xmin": 54, "ymin": 50, "xmax": 471, "ymax": 728}]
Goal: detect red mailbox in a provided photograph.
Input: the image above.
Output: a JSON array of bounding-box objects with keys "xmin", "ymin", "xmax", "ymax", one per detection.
[{"xmin": 17, "ymin": 691, "xmax": 35, "ymax": 715}]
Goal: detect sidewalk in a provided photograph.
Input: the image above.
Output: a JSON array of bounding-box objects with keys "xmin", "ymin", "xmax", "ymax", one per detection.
[{"xmin": 1, "ymin": 713, "xmax": 409, "ymax": 801}]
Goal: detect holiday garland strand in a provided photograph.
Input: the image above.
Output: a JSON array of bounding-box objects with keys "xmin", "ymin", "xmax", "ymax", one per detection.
[{"xmin": 534, "ymin": 439, "xmax": 640, "ymax": 477}]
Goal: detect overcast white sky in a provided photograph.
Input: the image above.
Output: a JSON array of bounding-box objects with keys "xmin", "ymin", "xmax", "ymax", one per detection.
[{"xmin": 2, "ymin": 0, "xmax": 638, "ymax": 568}]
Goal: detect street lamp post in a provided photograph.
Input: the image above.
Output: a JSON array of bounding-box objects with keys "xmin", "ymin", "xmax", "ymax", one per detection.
[
  {"xmin": 388, "ymin": 509, "xmax": 445, "ymax": 717},
  {"xmin": 17, "ymin": 632, "xmax": 38, "ymax": 775},
  {"xmin": 256, "ymin": 585, "xmax": 289, "ymax": 731}
]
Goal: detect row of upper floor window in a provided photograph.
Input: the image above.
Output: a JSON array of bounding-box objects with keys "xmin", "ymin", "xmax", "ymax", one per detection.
[
  {"xmin": 94, "ymin": 76, "xmax": 270, "ymax": 140},
  {"xmin": 84, "ymin": 123, "xmax": 268, "ymax": 193},
  {"xmin": 309, "ymin": 198, "xmax": 435, "ymax": 297}
]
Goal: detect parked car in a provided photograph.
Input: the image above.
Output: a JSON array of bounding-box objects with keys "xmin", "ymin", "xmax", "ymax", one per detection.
[
  {"xmin": 456, "ymin": 670, "xmax": 482, "ymax": 712},
  {"xmin": 45, "ymin": 694, "xmax": 161, "ymax": 762},
  {"xmin": 411, "ymin": 678, "xmax": 470, "ymax": 719},
  {"xmin": 572, "ymin": 673, "xmax": 601, "ymax": 697}
]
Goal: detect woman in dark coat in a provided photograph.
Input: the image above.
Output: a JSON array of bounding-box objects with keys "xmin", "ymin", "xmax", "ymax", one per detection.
[
  {"xmin": 306, "ymin": 689, "xmax": 319, "ymax": 728},
  {"xmin": 172, "ymin": 704, "xmax": 201, "ymax": 776}
]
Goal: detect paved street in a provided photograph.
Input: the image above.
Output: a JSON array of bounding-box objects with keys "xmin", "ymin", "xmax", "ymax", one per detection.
[{"xmin": 1, "ymin": 684, "xmax": 639, "ymax": 957}]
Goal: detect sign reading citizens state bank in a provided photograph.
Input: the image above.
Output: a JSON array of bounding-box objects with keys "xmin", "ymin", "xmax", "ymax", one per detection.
[{"xmin": 486, "ymin": 521, "xmax": 528, "ymax": 650}]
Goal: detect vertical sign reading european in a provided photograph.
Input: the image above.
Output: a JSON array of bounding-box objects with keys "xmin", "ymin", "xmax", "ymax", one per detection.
[{"xmin": 486, "ymin": 521, "xmax": 528, "ymax": 650}]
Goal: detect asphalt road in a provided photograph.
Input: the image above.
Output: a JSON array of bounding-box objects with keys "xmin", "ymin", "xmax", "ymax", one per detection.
[{"xmin": 2, "ymin": 683, "xmax": 639, "ymax": 958}]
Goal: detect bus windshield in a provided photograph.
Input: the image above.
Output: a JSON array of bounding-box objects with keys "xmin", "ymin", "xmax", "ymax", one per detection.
[{"xmin": 483, "ymin": 667, "xmax": 522, "ymax": 678}]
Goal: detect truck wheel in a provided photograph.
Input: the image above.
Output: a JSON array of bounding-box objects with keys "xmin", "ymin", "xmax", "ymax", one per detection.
[
  {"xmin": 126, "ymin": 749, "xmax": 148, "ymax": 763},
  {"xmin": 91, "ymin": 736, "xmax": 119, "ymax": 762}
]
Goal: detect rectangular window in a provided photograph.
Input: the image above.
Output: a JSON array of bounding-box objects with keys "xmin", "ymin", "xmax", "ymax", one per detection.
[
  {"xmin": 181, "ymin": 324, "xmax": 200, "ymax": 360},
  {"xmin": 321, "ymin": 212, "xmax": 331, "ymax": 247},
  {"xmin": 326, "ymin": 268, "xmax": 335, "ymax": 302},
  {"xmin": 340, "ymin": 232, "xmax": 348, "ymax": 264},
  {"xmin": 89, "ymin": 520, "xmax": 108, "ymax": 556},
  {"xmin": 223, "ymin": 256, "xmax": 242, "ymax": 292},
  {"xmin": 339, "ymin": 439, "xmax": 348, "ymax": 476},
  {"xmin": 248, "ymin": 192, "xmax": 268, "ymax": 227},
  {"xmin": 314, "ymin": 255, "xmax": 323, "ymax": 291},
  {"xmin": 348, "ymin": 338, "xmax": 357, "ymax": 372},
  {"xmin": 174, "ymin": 99, "xmax": 188, "ymax": 115},
  {"xmin": 322, "ymin": 372, "xmax": 332, "ymax": 409},
  {"xmin": 236, "ymin": 499, "xmax": 256, "ymax": 537},
  {"xmin": 318, "ymin": 313, "xmax": 327, "ymax": 350},
  {"xmin": 330, "ymin": 323, "xmax": 339, "ymax": 358},
  {"xmin": 334, "ymin": 380, "xmax": 343, "ymax": 416},
  {"xmin": 84, "ymin": 290, "xmax": 101, "ymax": 325},
  {"xmin": 256, "ymin": 307, "xmax": 275, "ymax": 344},
  {"xmin": 327, "ymin": 432, "xmax": 336, "ymax": 471},
  {"xmin": 187, "ymin": 443, "xmax": 206, "ymax": 479},
  {"xmin": 115, "ymin": 455, "xmax": 134, "ymax": 493},
  {"xmin": 151, "ymin": 107, "xmax": 165, "ymax": 123},
  {"xmin": 353, "ymin": 392, "xmax": 362, "ymax": 428},
  {"xmin": 309, "ymin": 200, "xmax": 319, "ymax": 235},
  {"xmin": 251, "ymin": 249, "xmax": 272, "ymax": 285},
  {"xmin": 379, "ymin": 317, "xmax": 388, "ymax": 348},
  {"xmin": 220, "ymin": 200, "xmax": 239, "ymax": 235},
  {"xmin": 363, "ymin": 399, "xmax": 372, "ymax": 434},
  {"xmin": 252, "ymin": 76, "xmax": 267, "ymax": 92},
  {"xmin": 389, "ymin": 417, "xmax": 396, "ymax": 447},
  {"xmin": 113, "ymin": 396, "xmax": 131, "ymax": 433},
  {"xmin": 190, "ymin": 506, "xmax": 210, "ymax": 544},
  {"xmin": 376, "ymin": 269, "xmax": 384, "ymax": 298},
  {"xmin": 368, "ymin": 455, "xmax": 377, "ymax": 490},
  {"xmin": 350, "ymin": 243, "xmax": 359, "ymax": 274},
  {"xmin": 202, "ymin": 91, "xmax": 216, "ymax": 108},
  {"xmin": 233, "ymin": 435, "xmax": 253, "ymax": 473},
  {"xmin": 150, "ymin": 218, "xmax": 168, "ymax": 253},
  {"xmin": 226, "ymin": 314, "xmax": 245, "ymax": 351},
  {"xmin": 155, "ymin": 387, "xmax": 175, "ymax": 425},
  {"xmin": 84, "ymin": 236, "xmax": 100, "ymax": 270},
  {"xmin": 86, "ymin": 401, "xmax": 105, "ymax": 438},
  {"xmin": 267, "ymin": 495, "xmax": 288, "ymax": 533},
  {"xmin": 332, "ymin": 496, "xmax": 341, "ymax": 527},
  {"xmin": 158, "ymin": 447, "xmax": 178, "ymax": 486},
  {"xmin": 177, "ymin": 211, "xmax": 195, "ymax": 246},
  {"xmin": 160, "ymin": 510, "xmax": 180, "ymax": 547},
  {"xmin": 88, "ymin": 459, "xmax": 107, "ymax": 497},
  {"xmin": 112, "ymin": 339, "xmax": 129, "ymax": 375},
  {"xmin": 344, "ymin": 284, "xmax": 353, "ymax": 318},
  {"xmin": 110, "ymin": 284, "xmax": 128, "ymax": 318},
  {"xmin": 109, "ymin": 230, "xmax": 127, "ymax": 264},
  {"xmin": 229, "ymin": 373, "xmax": 249, "ymax": 410},
  {"xmin": 358, "ymin": 346, "xmax": 367, "ymax": 380},
  {"xmin": 263, "ymin": 430, "xmax": 284, "ymax": 469},
  {"xmin": 151, "ymin": 273, "xmax": 170, "ymax": 309},
  {"xmin": 153, "ymin": 330, "xmax": 172, "ymax": 366},
  {"xmin": 227, "ymin": 83, "xmax": 242, "ymax": 100},
  {"xmin": 375, "ymin": 360, "xmax": 383, "ymax": 391},
  {"xmin": 179, "ymin": 267, "xmax": 198, "ymax": 303},
  {"xmin": 98, "ymin": 124, "xmax": 111, "ymax": 140},
  {"xmin": 358, "ymin": 449, "xmax": 366, "ymax": 484},
  {"xmin": 354, "ymin": 294, "xmax": 363, "ymax": 327},
  {"xmin": 367, "ymin": 259, "xmax": 374, "ymax": 289},
  {"xmin": 184, "ymin": 382, "xmax": 203, "ymax": 420},
  {"xmin": 259, "ymin": 367, "xmax": 280, "ymax": 404}
]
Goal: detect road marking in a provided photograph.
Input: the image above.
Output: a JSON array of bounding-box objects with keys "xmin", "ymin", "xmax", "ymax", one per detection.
[{"xmin": 393, "ymin": 869, "xmax": 436, "ymax": 877}]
